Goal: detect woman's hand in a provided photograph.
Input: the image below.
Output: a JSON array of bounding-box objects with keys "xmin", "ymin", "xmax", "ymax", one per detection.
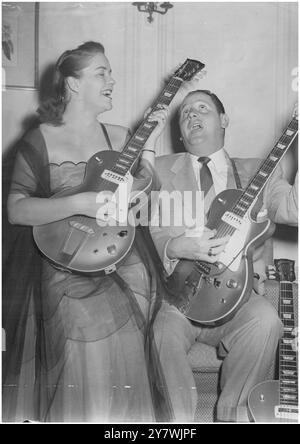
[
  {"xmin": 181, "ymin": 70, "xmax": 207, "ymax": 93},
  {"xmin": 73, "ymin": 191, "xmax": 117, "ymax": 221},
  {"xmin": 143, "ymin": 104, "xmax": 169, "ymax": 149},
  {"xmin": 167, "ymin": 228, "xmax": 230, "ymax": 263}
]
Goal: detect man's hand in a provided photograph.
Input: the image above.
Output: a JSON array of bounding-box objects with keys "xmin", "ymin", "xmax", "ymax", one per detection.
[{"xmin": 167, "ymin": 228, "xmax": 229, "ymax": 263}]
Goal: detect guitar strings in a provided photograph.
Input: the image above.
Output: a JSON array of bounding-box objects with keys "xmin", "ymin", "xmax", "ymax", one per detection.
[
  {"xmin": 70, "ymin": 74, "xmax": 191, "ymax": 245},
  {"xmin": 80, "ymin": 76, "xmax": 185, "ymax": 229},
  {"xmin": 279, "ymin": 281, "xmax": 298, "ymax": 408},
  {"xmin": 193, "ymin": 120, "xmax": 298, "ymax": 285},
  {"xmin": 109, "ymin": 76, "xmax": 183, "ymax": 177},
  {"xmin": 91, "ymin": 76, "xmax": 186, "ymax": 221}
]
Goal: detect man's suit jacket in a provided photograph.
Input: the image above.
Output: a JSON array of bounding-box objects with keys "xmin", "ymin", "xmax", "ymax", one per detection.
[{"xmin": 150, "ymin": 151, "xmax": 297, "ymax": 292}]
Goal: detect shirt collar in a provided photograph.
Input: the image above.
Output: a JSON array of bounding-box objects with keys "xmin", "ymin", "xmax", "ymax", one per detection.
[
  {"xmin": 190, "ymin": 147, "xmax": 228, "ymax": 172},
  {"xmin": 209, "ymin": 148, "xmax": 228, "ymax": 172}
]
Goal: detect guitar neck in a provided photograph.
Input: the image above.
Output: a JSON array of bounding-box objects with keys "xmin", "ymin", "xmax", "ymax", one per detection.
[
  {"xmin": 232, "ymin": 116, "xmax": 298, "ymax": 217},
  {"xmin": 279, "ymin": 281, "xmax": 298, "ymax": 407},
  {"xmin": 113, "ymin": 76, "xmax": 183, "ymax": 176}
]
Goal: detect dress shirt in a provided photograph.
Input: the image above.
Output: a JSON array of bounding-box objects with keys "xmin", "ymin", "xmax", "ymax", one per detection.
[
  {"xmin": 164, "ymin": 148, "xmax": 229, "ymax": 274},
  {"xmin": 191, "ymin": 147, "xmax": 228, "ymax": 195}
]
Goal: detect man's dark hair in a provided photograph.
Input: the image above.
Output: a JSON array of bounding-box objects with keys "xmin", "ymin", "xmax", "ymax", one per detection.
[{"xmin": 182, "ymin": 90, "xmax": 226, "ymax": 115}]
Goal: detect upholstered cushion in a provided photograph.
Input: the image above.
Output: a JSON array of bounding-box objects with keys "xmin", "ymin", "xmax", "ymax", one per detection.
[{"xmin": 188, "ymin": 342, "xmax": 222, "ymax": 371}]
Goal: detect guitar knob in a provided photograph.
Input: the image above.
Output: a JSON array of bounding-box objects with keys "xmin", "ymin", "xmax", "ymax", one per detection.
[
  {"xmin": 118, "ymin": 230, "xmax": 128, "ymax": 237},
  {"xmin": 214, "ymin": 278, "xmax": 221, "ymax": 288},
  {"xmin": 226, "ymin": 279, "xmax": 238, "ymax": 289},
  {"xmin": 107, "ymin": 245, "xmax": 117, "ymax": 255}
]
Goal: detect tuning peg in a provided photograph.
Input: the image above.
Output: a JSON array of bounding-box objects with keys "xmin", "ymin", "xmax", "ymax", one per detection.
[
  {"xmin": 292, "ymin": 103, "xmax": 298, "ymax": 119},
  {"xmin": 193, "ymin": 70, "xmax": 207, "ymax": 80},
  {"xmin": 266, "ymin": 265, "xmax": 277, "ymax": 280}
]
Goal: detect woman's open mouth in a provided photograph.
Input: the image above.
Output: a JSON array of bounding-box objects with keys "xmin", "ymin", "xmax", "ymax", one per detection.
[{"xmin": 102, "ymin": 89, "xmax": 113, "ymax": 99}]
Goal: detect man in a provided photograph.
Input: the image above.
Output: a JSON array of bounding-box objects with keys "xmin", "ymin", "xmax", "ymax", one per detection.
[{"xmin": 150, "ymin": 90, "xmax": 297, "ymax": 422}]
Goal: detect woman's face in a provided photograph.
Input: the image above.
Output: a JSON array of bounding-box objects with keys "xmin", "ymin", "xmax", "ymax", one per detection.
[{"xmin": 76, "ymin": 52, "xmax": 115, "ymax": 114}]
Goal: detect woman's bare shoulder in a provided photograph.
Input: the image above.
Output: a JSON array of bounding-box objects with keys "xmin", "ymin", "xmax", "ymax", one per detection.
[{"xmin": 39, "ymin": 122, "xmax": 63, "ymax": 135}]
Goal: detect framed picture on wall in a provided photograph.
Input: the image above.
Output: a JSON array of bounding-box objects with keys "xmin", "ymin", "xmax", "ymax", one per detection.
[{"xmin": 2, "ymin": 2, "xmax": 39, "ymax": 90}]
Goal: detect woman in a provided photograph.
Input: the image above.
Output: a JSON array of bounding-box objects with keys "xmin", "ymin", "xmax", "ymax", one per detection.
[{"xmin": 3, "ymin": 41, "xmax": 171, "ymax": 422}]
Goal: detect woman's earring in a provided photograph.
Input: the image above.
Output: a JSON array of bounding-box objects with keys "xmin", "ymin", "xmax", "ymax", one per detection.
[{"xmin": 179, "ymin": 136, "xmax": 183, "ymax": 142}]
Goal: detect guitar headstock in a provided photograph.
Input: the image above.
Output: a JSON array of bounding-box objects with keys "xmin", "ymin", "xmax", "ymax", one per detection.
[
  {"xmin": 292, "ymin": 103, "xmax": 298, "ymax": 120},
  {"xmin": 274, "ymin": 259, "xmax": 296, "ymax": 282},
  {"xmin": 174, "ymin": 59, "xmax": 205, "ymax": 82}
]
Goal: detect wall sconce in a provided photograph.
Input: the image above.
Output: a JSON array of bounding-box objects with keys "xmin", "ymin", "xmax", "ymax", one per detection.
[{"xmin": 132, "ymin": 2, "xmax": 173, "ymax": 23}]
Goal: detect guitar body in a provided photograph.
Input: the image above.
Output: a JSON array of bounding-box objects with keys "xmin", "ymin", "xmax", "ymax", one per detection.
[
  {"xmin": 33, "ymin": 150, "xmax": 151, "ymax": 275},
  {"xmin": 167, "ymin": 189, "xmax": 275, "ymax": 325},
  {"xmin": 248, "ymin": 380, "xmax": 298, "ymax": 422}
]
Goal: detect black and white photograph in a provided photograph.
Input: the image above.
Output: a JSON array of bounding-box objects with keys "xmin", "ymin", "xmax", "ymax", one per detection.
[{"xmin": 2, "ymin": 1, "xmax": 298, "ymax": 426}]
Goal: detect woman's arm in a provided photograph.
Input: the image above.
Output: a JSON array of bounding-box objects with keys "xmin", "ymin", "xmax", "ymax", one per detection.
[
  {"xmin": 8, "ymin": 191, "xmax": 102, "ymax": 226},
  {"xmin": 140, "ymin": 105, "xmax": 169, "ymax": 168}
]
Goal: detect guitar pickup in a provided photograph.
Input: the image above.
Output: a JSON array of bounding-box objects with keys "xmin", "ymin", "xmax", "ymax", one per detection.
[
  {"xmin": 275, "ymin": 405, "xmax": 298, "ymax": 420},
  {"xmin": 195, "ymin": 262, "xmax": 211, "ymax": 274},
  {"xmin": 101, "ymin": 169, "xmax": 130, "ymax": 185},
  {"xmin": 221, "ymin": 211, "xmax": 243, "ymax": 229}
]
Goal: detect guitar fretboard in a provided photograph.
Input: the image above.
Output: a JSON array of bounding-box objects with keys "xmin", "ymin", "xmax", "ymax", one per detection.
[
  {"xmin": 232, "ymin": 117, "xmax": 298, "ymax": 218},
  {"xmin": 279, "ymin": 282, "xmax": 298, "ymax": 407},
  {"xmin": 213, "ymin": 115, "xmax": 298, "ymax": 240},
  {"xmin": 111, "ymin": 77, "xmax": 183, "ymax": 177}
]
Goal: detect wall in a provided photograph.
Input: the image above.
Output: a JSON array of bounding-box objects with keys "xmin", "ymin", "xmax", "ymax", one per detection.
[{"xmin": 2, "ymin": 1, "xmax": 298, "ymax": 262}]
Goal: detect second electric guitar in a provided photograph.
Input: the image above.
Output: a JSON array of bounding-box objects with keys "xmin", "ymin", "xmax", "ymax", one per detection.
[
  {"xmin": 167, "ymin": 109, "xmax": 298, "ymax": 325},
  {"xmin": 248, "ymin": 259, "xmax": 298, "ymax": 422}
]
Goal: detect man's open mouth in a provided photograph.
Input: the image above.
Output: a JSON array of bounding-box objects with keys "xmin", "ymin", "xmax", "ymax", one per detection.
[{"xmin": 190, "ymin": 122, "xmax": 203, "ymax": 130}]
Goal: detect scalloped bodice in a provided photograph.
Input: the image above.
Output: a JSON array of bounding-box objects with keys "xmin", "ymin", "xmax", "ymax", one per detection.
[{"xmin": 49, "ymin": 161, "xmax": 87, "ymax": 194}]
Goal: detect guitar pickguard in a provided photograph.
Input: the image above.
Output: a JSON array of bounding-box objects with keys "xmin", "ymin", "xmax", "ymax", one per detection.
[
  {"xmin": 96, "ymin": 173, "xmax": 133, "ymax": 225},
  {"xmin": 218, "ymin": 215, "xmax": 251, "ymax": 271}
]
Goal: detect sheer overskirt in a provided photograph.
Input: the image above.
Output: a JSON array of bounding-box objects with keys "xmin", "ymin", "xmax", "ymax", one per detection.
[{"xmin": 2, "ymin": 128, "xmax": 173, "ymax": 422}]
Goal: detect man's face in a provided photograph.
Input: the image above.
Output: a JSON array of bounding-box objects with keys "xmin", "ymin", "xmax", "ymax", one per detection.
[{"xmin": 179, "ymin": 92, "xmax": 227, "ymax": 156}]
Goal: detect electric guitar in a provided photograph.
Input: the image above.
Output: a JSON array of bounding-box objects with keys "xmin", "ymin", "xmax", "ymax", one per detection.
[
  {"xmin": 167, "ymin": 107, "xmax": 298, "ymax": 325},
  {"xmin": 248, "ymin": 259, "xmax": 298, "ymax": 422},
  {"xmin": 33, "ymin": 59, "xmax": 205, "ymax": 275}
]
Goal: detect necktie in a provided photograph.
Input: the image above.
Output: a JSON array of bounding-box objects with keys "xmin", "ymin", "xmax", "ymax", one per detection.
[{"xmin": 198, "ymin": 156, "xmax": 214, "ymax": 196}]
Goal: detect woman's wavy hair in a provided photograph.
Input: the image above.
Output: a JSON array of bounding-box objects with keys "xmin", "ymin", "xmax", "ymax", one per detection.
[{"xmin": 37, "ymin": 41, "xmax": 105, "ymax": 126}]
